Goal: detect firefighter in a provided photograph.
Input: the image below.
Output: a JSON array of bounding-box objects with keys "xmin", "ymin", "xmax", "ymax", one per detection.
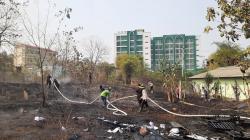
[
  {"xmin": 46, "ymin": 74, "xmax": 52, "ymax": 88},
  {"xmin": 100, "ymin": 87, "xmax": 111, "ymax": 107},
  {"xmin": 140, "ymin": 84, "xmax": 149, "ymax": 112},
  {"xmin": 148, "ymin": 81, "xmax": 154, "ymax": 94},
  {"xmin": 136, "ymin": 83, "xmax": 144, "ymax": 106}
]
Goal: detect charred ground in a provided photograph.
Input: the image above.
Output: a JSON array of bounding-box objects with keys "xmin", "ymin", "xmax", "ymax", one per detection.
[{"xmin": 0, "ymin": 82, "xmax": 249, "ymax": 140}]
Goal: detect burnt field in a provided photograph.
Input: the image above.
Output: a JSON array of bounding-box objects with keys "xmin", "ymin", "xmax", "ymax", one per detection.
[{"xmin": 0, "ymin": 82, "xmax": 250, "ymax": 140}]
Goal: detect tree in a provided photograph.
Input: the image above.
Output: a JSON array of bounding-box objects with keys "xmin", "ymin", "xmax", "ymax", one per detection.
[
  {"xmin": 213, "ymin": 80, "xmax": 222, "ymax": 99},
  {"xmin": 160, "ymin": 58, "xmax": 181, "ymax": 102},
  {"xmin": 204, "ymin": 73, "xmax": 214, "ymax": 96},
  {"xmin": 207, "ymin": 41, "xmax": 242, "ymax": 69},
  {"xmin": 97, "ymin": 62, "xmax": 115, "ymax": 82},
  {"xmin": 123, "ymin": 59, "xmax": 136, "ymax": 84},
  {"xmin": 0, "ymin": 51, "xmax": 13, "ymax": 72},
  {"xmin": 56, "ymin": 27, "xmax": 83, "ymax": 77},
  {"xmin": 81, "ymin": 39, "xmax": 106, "ymax": 84},
  {"xmin": 205, "ymin": 0, "xmax": 250, "ymax": 41},
  {"xmin": 21, "ymin": 1, "xmax": 72, "ymax": 107},
  {"xmin": 115, "ymin": 54, "xmax": 144, "ymax": 84},
  {"xmin": 232, "ymin": 80, "xmax": 240, "ymax": 101},
  {"xmin": 0, "ymin": 0, "xmax": 27, "ymax": 48}
]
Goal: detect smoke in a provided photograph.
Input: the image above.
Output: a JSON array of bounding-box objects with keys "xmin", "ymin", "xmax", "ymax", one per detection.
[{"xmin": 58, "ymin": 76, "xmax": 71, "ymax": 84}]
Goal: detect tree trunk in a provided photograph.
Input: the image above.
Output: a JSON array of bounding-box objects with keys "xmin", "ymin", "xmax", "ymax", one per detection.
[
  {"xmin": 171, "ymin": 87, "xmax": 174, "ymax": 103},
  {"xmin": 41, "ymin": 65, "xmax": 46, "ymax": 107},
  {"xmin": 125, "ymin": 74, "xmax": 131, "ymax": 85},
  {"xmin": 88, "ymin": 72, "xmax": 92, "ymax": 85},
  {"xmin": 167, "ymin": 90, "xmax": 171, "ymax": 102},
  {"xmin": 0, "ymin": 35, "xmax": 2, "ymax": 48}
]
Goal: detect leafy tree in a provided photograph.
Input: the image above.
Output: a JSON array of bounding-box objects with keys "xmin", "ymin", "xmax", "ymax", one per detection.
[
  {"xmin": 238, "ymin": 46, "xmax": 250, "ymax": 74},
  {"xmin": 205, "ymin": 0, "xmax": 250, "ymax": 41},
  {"xmin": 207, "ymin": 41, "xmax": 242, "ymax": 69},
  {"xmin": 123, "ymin": 60, "xmax": 135, "ymax": 84},
  {"xmin": 116, "ymin": 54, "xmax": 144, "ymax": 84},
  {"xmin": 204, "ymin": 73, "xmax": 214, "ymax": 95},
  {"xmin": 213, "ymin": 80, "xmax": 222, "ymax": 98},
  {"xmin": 232, "ymin": 80, "xmax": 240, "ymax": 101},
  {"xmin": 160, "ymin": 58, "xmax": 181, "ymax": 102},
  {"xmin": 97, "ymin": 62, "xmax": 115, "ymax": 82}
]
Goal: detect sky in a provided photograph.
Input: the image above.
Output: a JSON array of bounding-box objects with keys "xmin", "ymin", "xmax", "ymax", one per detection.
[{"xmin": 24, "ymin": 0, "xmax": 250, "ymax": 67}]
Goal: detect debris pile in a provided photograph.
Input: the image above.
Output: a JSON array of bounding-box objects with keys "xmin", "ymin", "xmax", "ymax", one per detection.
[
  {"xmin": 208, "ymin": 115, "xmax": 250, "ymax": 139},
  {"xmin": 97, "ymin": 117, "xmax": 226, "ymax": 140}
]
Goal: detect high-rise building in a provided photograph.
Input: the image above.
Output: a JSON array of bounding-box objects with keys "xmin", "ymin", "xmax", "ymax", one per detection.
[
  {"xmin": 114, "ymin": 29, "xmax": 151, "ymax": 69},
  {"xmin": 151, "ymin": 34, "xmax": 197, "ymax": 71}
]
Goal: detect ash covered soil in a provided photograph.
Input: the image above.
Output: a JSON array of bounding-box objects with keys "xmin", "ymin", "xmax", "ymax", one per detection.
[{"xmin": 0, "ymin": 82, "xmax": 249, "ymax": 140}]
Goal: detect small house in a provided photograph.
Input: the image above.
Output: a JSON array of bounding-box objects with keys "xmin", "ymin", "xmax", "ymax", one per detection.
[{"xmin": 189, "ymin": 66, "xmax": 250, "ymax": 101}]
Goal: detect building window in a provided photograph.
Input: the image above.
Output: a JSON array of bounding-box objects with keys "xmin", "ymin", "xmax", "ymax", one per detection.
[
  {"xmin": 130, "ymin": 41, "xmax": 134, "ymax": 46},
  {"xmin": 130, "ymin": 47, "xmax": 134, "ymax": 51},
  {"xmin": 117, "ymin": 47, "xmax": 128, "ymax": 52},
  {"xmin": 156, "ymin": 40, "xmax": 162, "ymax": 45},
  {"xmin": 121, "ymin": 36, "xmax": 127, "ymax": 40},
  {"xmin": 137, "ymin": 52, "xmax": 143, "ymax": 55},
  {"xmin": 116, "ymin": 36, "xmax": 121, "ymax": 40},
  {"xmin": 136, "ymin": 41, "xmax": 143, "ymax": 45},
  {"xmin": 137, "ymin": 35, "xmax": 143, "ymax": 40},
  {"xmin": 121, "ymin": 41, "xmax": 127, "ymax": 46},
  {"xmin": 116, "ymin": 42, "xmax": 121, "ymax": 46},
  {"xmin": 136, "ymin": 47, "xmax": 143, "ymax": 51}
]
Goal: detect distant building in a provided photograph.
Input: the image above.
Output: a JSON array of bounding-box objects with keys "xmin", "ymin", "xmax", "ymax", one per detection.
[
  {"xmin": 14, "ymin": 43, "xmax": 57, "ymax": 75},
  {"xmin": 189, "ymin": 66, "xmax": 250, "ymax": 101},
  {"xmin": 151, "ymin": 34, "xmax": 197, "ymax": 71},
  {"xmin": 114, "ymin": 29, "xmax": 151, "ymax": 69}
]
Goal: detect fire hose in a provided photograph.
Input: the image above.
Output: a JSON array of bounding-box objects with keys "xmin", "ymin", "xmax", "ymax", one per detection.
[
  {"xmin": 147, "ymin": 97, "xmax": 250, "ymax": 120},
  {"xmin": 107, "ymin": 95, "xmax": 137, "ymax": 116},
  {"xmin": 51, "ymin": 81, "xmax": 250, "ymax": 119},
  {"xmin": 52, "ymin": 81, "xmax": 129, "ymax": 116},
  {"xmin": 179, "ymin": 101, "xmax": 232, "ymax": 111}
]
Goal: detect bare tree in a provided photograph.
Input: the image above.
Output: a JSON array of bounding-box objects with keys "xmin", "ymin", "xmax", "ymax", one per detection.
[
  {"xmin": 56, "ymin": 27, "xmax": 83, "ymax": 78},
  {"xmin": 82, "ymin": 39, "xmax": 106, "ymax": 84},
  {"xmin": 21, "ymin": 1, "xmax": 72, "ymax": 106},
  {"xmin": 0, "ymin": 0, "xmax": 27, "ymax": 48}
]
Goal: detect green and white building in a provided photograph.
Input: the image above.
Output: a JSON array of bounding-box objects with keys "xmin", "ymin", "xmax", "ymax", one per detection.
[
  {"xmin": 115, "ymin": 29, "xmax": 151, "ymax": 68},
  {"xmin": 151, "ymin": 34, "xmax": 197, "ymax": 71},
  {"xmin": 115, "ymin": 30, "xmax": 197, "ymax": 72}
]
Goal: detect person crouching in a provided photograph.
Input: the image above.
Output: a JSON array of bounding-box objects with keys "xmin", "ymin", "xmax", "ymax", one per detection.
[{"xmin": 100, "ymin": 87, "xmax": 111, "ymax": 107}]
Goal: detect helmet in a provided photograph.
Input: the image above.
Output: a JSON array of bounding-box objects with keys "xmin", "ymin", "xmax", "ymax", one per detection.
[
  {"xmin": 138, "ymin": 83, "xmax": 144, "ymax": 88},
  {"xmin": 108, "ymin": 87, "xmax": 112, "ymax": 91}
]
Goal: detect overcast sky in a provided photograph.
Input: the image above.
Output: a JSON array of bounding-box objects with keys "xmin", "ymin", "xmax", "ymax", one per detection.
[{"xmin": 24, "ymin": 0, "xmax": 250, "ymax": 67}]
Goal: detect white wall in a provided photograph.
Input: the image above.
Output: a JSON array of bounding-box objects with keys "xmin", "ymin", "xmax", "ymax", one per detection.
[{"xmin": 143, "ymin": 32, "xmax": 151, "ymax": 69}]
